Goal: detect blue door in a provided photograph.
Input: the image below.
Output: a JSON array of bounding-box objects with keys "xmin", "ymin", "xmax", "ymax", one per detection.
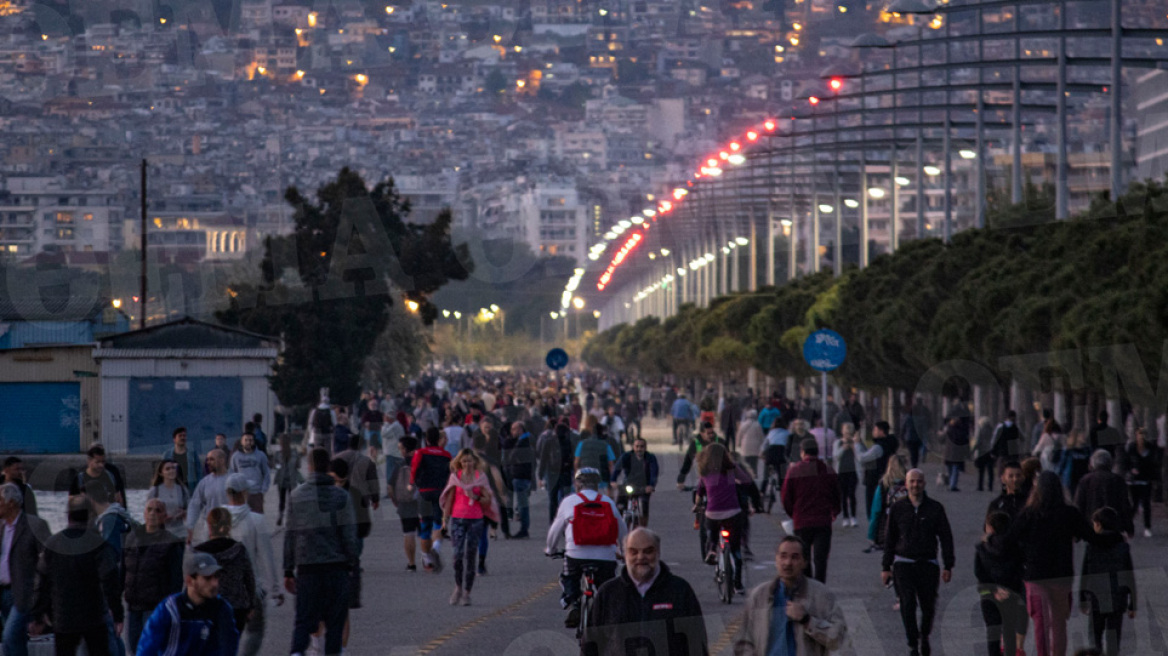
[
  {"xmin": 0, "ymin": 382, "xmax": 81, "ymax": 453},
  {"xmin": 127, "ymin": 377, "xmax": 242, "ymax": 455}
]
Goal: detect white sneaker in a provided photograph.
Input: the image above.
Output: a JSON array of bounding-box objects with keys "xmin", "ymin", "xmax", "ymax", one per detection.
[
  {"xmin": 307, "ymin": 635, "xmax": 324, "ymax": 656},
  {"xmin": 1144, "ymin": 528, "xmax": 1153, "ymax": 538}
]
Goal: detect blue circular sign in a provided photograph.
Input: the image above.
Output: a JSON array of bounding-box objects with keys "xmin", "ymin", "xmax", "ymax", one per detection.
[
  {"xmin": 546, "ymin": 348, "xmax": 570, "ymax": 371},
  {"xmin": 802, "ymin": 329, "xmax": 847, "ymax": 372}
]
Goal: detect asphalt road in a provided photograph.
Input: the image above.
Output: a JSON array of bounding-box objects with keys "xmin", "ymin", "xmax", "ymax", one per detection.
[{"xmin": 259, "ymin": 419, "xmax": 1168, "ymax": 656}]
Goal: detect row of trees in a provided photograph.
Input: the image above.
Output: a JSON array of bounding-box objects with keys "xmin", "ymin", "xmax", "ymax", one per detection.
[{"xmin": 584, "ymin": 178, "xmax": 1168, "ymax": 416}]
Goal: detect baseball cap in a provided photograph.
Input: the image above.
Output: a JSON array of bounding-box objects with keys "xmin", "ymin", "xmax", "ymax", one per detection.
[
  {"xmin": 225, "ymin": 473, "xmax": 250, "ymax": 493},
  {"xmin": 184, "ymin": 552, "xmax": 222, "ymax": 578}
]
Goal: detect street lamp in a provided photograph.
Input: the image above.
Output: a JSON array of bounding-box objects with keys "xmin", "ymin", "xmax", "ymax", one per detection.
[{"xmin": 572, "ymin": 297, "xmax": 585, "ymax": 310}]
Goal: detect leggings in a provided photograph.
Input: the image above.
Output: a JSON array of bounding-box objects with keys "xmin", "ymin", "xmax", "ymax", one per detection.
[
  {"xmin": 838, "ymin": 472, "xmax": 858, "ymax": 519},
  {"xmin": 1025, "ymin": 581, "xmax": 1071, "ymax": 656},
  {"xmin": 450, "ymin": 517, "xmax": 485, "ymax": 591}
]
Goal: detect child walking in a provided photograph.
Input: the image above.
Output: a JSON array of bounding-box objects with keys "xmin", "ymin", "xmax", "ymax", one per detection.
[
  {"xmin": 1079, "ymin": 507, "xmax": 1136, "ymax": 656},
  {"xmin": 975, "ymin": 511, "xmax": 1028, "ymax": 656}
]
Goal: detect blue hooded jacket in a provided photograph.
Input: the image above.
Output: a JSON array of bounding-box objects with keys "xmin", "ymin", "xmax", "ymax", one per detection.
[{"xmin": 135, "ymin": 592, "xmax": 239, "ymax": 656}]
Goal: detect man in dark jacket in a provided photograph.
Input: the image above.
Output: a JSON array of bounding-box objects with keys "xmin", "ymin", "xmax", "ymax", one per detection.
[
  {"xmin": 502, "ymin": 421, "xmax": 535, "ymax": 538},
  {"xmin": 283, "ymin": 448, "xmax": 359, "ymax": 656},
  {"xmin": 538, "ymin": 422, "xmax": 576, "ymax": 524},
  {"xmin": 1088, "ymin": 410, "xmax": 1126, "ymax": 456},
  {"xmin": 122, "ymin": 498, "xmax": 184, "ymax": 654},
  {"xmin": 612, "ymin": 438, "xmax": 659, "ymax": 526},
  {"xmin": 1, "ymin": 457, "xmax": 38, "ymax": 516},
  {"xmin": 781, "ymin": 439, "xmax": 841, "ymax": 583},
  {"xmin": 1074, "ymin": 449, "xmax": 1135, "ymax": 537},
  {"xmin": 676, "ymin": 423, "xmax": 722, "ymax": 489},
  {"xmin": 859, "ymin": 421, "xmax": 899, "ymax": 517},
  {"xmin": 989, "ymin": 411, "xmax": 1024, "ymax": 461},
  {"xmin": 880, "ymin": 469, "xmax": 955, "ymax": 656},
  {"xmin": 0, "ymin": 483, "xmax": 50, "ymax": 656},
  {"xmin": 986, "ymin": 461, "xmax": 1027, "ymax": 522},
  {"xmin": 583, "ymin": 528, "xmax": 707, "ymax": 656},
  {"xmin": 29, "ymin": 496, "xmax": 122, "ymax": 656}
]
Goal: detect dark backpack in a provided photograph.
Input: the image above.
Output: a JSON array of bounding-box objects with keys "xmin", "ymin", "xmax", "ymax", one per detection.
[
  {"xmin": 556, "ymin": 434, "xmax": 574, "ymax": 478},
  {"xmin": 312, "ymin": 408, "xmax": 334, "ymax": 434}
]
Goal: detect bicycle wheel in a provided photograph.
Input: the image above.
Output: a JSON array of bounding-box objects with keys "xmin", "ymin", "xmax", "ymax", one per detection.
[
  {"xmin": 720, "ymin": 548, "xmax": 735, "ymax": 604},
  {"xmin": 577, "ymin": 596, "xmax": 591, "ymax": 641}
]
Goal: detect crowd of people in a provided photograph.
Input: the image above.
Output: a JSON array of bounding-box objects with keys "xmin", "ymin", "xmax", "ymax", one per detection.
[{"xmin": 0, "ymin": 371, "xmax": 1162, "ymax": 656}]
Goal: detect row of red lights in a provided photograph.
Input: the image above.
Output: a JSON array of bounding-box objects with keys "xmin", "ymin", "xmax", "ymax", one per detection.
[
  {"xmin": 597, "ymin": 232, "xmax": 644, "ymax": 290},
  {"xmin": 595, "ymin": 81, "xmax": 845, "ymax": 293}
]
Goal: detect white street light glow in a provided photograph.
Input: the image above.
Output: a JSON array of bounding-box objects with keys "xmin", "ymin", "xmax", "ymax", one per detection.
[
  {"xmin": 868, "ymin": 187, "xmax": 887, "ymax": 199},
  {"xmin": 923, "ymin": 165, "xmax": 941, "ymax": 176},
  {"xmin": 844, "ymin": 199, "xmax": 859, "ymax": 208},
  {"xmin": 819, "ymin": 204, "xmax": 834, "ymax": 213}
]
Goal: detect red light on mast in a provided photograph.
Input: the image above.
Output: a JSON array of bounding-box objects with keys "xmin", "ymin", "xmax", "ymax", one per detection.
[
  {"xmin": 746, "ymin": 131, "xmax": 758, "ymax": 141},
  {"xmin": 763, "ymin": 120, "xmax": 776, "ymax": 131},
  {"xmin": 809, "ymin": 96, "xmax": 820, "ymax": 105},
  {"xmin": 829, "ymin": 77, "xmax": 843, "ymax": 91}
]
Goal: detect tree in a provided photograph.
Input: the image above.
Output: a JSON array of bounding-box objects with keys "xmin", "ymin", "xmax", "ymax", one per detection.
[
  {"xmin": 217, "ymin": 168, "xmax": 471, "ymax": 408},
  {"xmin": 484, "ymin": 69, "xmax": 507, "ymax": 96}
]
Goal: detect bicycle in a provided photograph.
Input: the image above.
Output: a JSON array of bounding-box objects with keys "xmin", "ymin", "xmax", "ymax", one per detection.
[
  {"xmin": 712, "ymin": 525, "xmax": 736, "ymax": 604},
  {"xmin": 621, "ymin": 485, "xmax": 645, "ymax": 529},
  {"xmin": 763, "ymin": 466, "xmax": 781, "ymax": 513},
  {"xmin": 548, "ymin": 552, "xmax": 602, "ymax": 641},
  {"xmin": 690, "ymin": 492, "xmax": 708, "ymax": 560}
]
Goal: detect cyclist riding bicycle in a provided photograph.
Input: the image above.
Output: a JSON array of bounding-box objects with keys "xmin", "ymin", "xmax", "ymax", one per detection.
[
  {"xmin": 612, "ymin": 438, "xmax": 658, "ymax": 526},
  {"xmin": 546, "ymin": 467, "xmax": 628, "ymax": 629},
  {"xmin": 670, "ymin": 393, "xmax": 699, "ymax": 447},
  {"xmin": 693, "ymin": 443, "xmax": 753, "ymax": 594},
  {"xmin": 760, "ymin": 415, "xmax": 791, "ymax": 496},
  {"xmin": 676, "ymin": 423, "xmax": 723, "ymax": 490}
]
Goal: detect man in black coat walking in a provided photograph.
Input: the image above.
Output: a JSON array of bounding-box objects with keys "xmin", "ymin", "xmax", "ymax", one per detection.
[
  {"xmin": 0, "ymin": 483, "xmax": 50, "ymax": 656},
  {"xmin": 584, "ymin": 528, "xmax": 708, "ymax": 656}
]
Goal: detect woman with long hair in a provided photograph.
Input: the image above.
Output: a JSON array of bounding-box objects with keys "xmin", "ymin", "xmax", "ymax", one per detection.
[
  {"xmin": 1005, "ymin": 471, "xmax": 1097, "ymax": 656},
  {"xmin": 146, "ymin": 459, "xmax": 189, "ymax": 538},
  {"xmin": 695, "ymin": 442, "xmax": 753, "ymax": 593},
  {"xmin": 864, "ymin": 455, "xmax": 907, "ymax": 553},
  {"xmin": 833, "ymin": 422, "xmax": 860, "ymax": 527},
  {"xmin": 440, "ymin": 448, "xmax": 500, "ymax": 606},
  {"xmin": 1032, "ymin": 419, "xmax": 1066, "ymax": 474}
]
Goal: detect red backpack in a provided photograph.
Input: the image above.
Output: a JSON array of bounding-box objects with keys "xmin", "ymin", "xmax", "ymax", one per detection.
[{"xmin": 571, "ymin": 493, "xmax": 618, "ymax": 546}]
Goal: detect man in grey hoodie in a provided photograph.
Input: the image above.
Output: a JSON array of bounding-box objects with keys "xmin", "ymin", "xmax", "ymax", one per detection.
[
  {"xmin": 229, "ymin": 433, "xmax": 272, "ymax": 514},
  {"xmin": 224, "ymin": 474, "xmax": 282, "ymax": 656},
  {"xmin": 186, "ymin": 449, "xmax": 230, "ymax": 536}
]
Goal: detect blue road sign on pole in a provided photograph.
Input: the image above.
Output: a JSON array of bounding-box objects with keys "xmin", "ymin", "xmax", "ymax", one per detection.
[
  {"xmin": 803, "ymin": 329, "xmax": 847, "ymax": 372},
  {"xmin": 546, "ymin": 348, "xmax": 570, "ymax": 371}
]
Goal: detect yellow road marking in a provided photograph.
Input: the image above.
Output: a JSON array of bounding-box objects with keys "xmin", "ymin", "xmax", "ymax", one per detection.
[{"xmin": 416, "ymin": 580, "xmax": 560, "ymax": 655}]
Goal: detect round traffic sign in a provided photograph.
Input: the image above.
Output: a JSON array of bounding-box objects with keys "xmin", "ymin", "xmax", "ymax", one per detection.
[
  {"xmin": 803, "ymin": 329, "xmax": 847, "ymax": 372},
  {"xmin": 545, "ymin": 348, "xmax": 570, "ymax": 371}
]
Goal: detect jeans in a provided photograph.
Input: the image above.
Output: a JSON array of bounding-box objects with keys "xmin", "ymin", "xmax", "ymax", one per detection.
[
  {"xmin": 124, "ymin": 609, "xmax": 147, "ymax": 656},
  {"xmin": 105, "ymin": 615, "xmax": 124, "ymax": 656},
  {"xmin": 450, "ymin": 518, "xmax": 485, "ymax": 591},
  {"xmin": 239, "ymin": 597, "xmax": 266, "ymax": 656},
  {"xmin": 290, "ymin": 566, "xmax": 350, "ymax": 656},
  {"xmin": 509, "ymin": 479, "xmax": 532, "ymax": 535},
  {"xmin": 977, "ymin": 457, "xmax": 996, "ymax": 491},
  {"xmin": 892, "ymin": 560, "xmax": 940, "ymax": 651},
  {"xmin": 547, "ymin": 484, "xmax": 568, "ymax": 523},
  {"xmin": 1025, "ymin": 581, "xmax": 1071, "ymax": 656},
  {"xmin": 385, "ymin": 454, "xmax": 404, "ymax": 489},
  {"xmin": 794, "ymin": 525, "xmax": 832, "ymax": 583},
  {"xmin": 560, "ymin": 557, "xmax": 617, "ymax": 609},
  {"xmin": 1, "ymin": 588, "xmax": 32, "ymax": 656},
  {"xmin": 947, "ymin": 464, "xmax": 961, "ymax": 490},
  {"xmin": 1130, "ymin": 484, "xmax": 1152, "ymax": 530},
  {"xmin": 838, "ymin": 472, "xmax": 858, "ymax": 520}
]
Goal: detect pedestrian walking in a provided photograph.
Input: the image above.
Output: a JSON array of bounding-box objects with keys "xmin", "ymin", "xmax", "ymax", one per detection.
[
  {"xmin": 135, "ymin": 552, "xmax": 241, "ymax": 656},
  {"xmin": 939, "ymin": 416, "xmax": 970, "ymax": 491},
  {"xmin": 1, "ymin": 457, "xmax": 37, "ymax": 517},
  {"xmin": 186, "ymin": 449, "xmax": 231, "ymax": 535},
  {"xmin": 1088, "ymin": 411, "xmax": 1125, "ymax": 457},
  {"xmin": 583, "ymin": 528, "xmax": 708, "ymax": 656},
  {"xmin": 217, "ymin": 474, "xmax": 283, "ymax": 656},
  {"xmin": 283, "ymin": 447, "xmax": 359, "ymax": 656},
  {"xmin": 1033, "ymin": 419, "xmax": 1067, "ymax": 474},
  {"xmin": 70, "ymin": 444, "xmax": 126, "ymax": 507},
  {"xmin": 972, "ymin": 417, "xmax": 995, "ymax": 492},
  {"xmin": 229, "ymin": 433, "xmax": 271, "ymax": 513},
  {"xmin": 832, "ymin": 424, "xmax": 860, "ymax": 528},
  {"xmin": 147, "ymin": 459, "xmax": 190, "ymax": 538},
  {"xmin": 1059, "ymin": 430, "xmax": 1092, "ymax": 494},
  {"xmin": 387, "ymin": 436, "xmax": 422, "ymax": 571},
  {"xmin": 987, "ymin": 461, "xmax": 1027, "ymax": 522},
  {"xmin": 439, "ymin": 449, "xmax": 500, "ymax": 606},
  {"xmin": 1122, "ymin": 427, "xmax": 1158, "ymax": 537},
  {"xmin": 0, "ymin": 483, "xmax": 50, "ymax": 656},
  {"xmin": 29, "ymin": 496, "xmax": 122, "ymax": 656},
  {"xmin": 737, "ymin": 410, "xmax": 765, "ymax": 478},
  {"xmin": 410, "ymin": 428, "xmax": 452, "ymax": 570},
  {"xmin": 781, "ymin": 439, "xmax": 840, "ymax": 583},
  {"xmin": 122, "ymin": 498, "xmax": 184, "ymax": 654},
  {"xmin": 1074, "ymin": 450, "xmax": 1134, "ymax": 538},
  {"xmin": 864, "ymin": 455, "xmax": 907, "ymax": 554},
  {"xmin": 975, "ymin": 511, "xmax": 1028, "ymax": 656},
  {"xmin": 736, "ymin": 536, "xmax": 847, "ymax": 656},
  {"xmin": 163, "ymin": 428, "xmax": 202, "ymax": 494},
  {"xmin": 537, "ymin": 422, "xmax": 575, "ymax": 524},
  {"xmin": 881, "ymin": 469, "xmax": 955, "ymax": 656},
  {"xmin": 194, "ymin": 508, "xmax": 256, "ymax": 632},
  {"xmin": 988, "ymin": 411, "xmax": 1025, "ymax": 462},
  {"xmin": 273, "ymin": 434, "xmax": 303, "ymax": 527},
  {"xmin": 859, "ymin": 421, "xmax": 899, "ymax": 518},
  {"xmin": 501, "ymin": 421, "xmax": 535, "ymax": 539},
  {"xmin": 1079, "ymin": 507, "xmax": 1137, "ymax": 656},
  {"xmin": 1004, "ymin": 471, "xmax": 1100, "ymax": 656}
]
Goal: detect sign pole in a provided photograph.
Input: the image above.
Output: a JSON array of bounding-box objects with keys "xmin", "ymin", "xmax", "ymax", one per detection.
[{"xmin": 821, "ymin": 371, "xmax": 827, "ymax": 423}]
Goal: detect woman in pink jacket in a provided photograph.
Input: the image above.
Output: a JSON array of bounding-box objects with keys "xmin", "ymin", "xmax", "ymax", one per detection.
[{"xmin": 440, "ymin": 449, "xmax": 500, "ymax": 606}]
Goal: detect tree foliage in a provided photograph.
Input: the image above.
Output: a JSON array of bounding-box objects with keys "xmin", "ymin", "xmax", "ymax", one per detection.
[
  {"xmin": 583, "ymin": 178, "xmax": 1168, "ymax": 400},
  {"xmin": 218, "ymin": 168, "xmax": 471, "ymax": 408}
]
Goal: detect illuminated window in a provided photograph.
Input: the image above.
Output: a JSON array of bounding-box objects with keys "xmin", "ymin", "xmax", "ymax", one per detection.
[
  {"xmin": 83, "ymin": 213, "xmax": 94, "ymax": 221},
  {"xmin": 55, "ymin": 212, "xmax": 73, "ymax": 224}
]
